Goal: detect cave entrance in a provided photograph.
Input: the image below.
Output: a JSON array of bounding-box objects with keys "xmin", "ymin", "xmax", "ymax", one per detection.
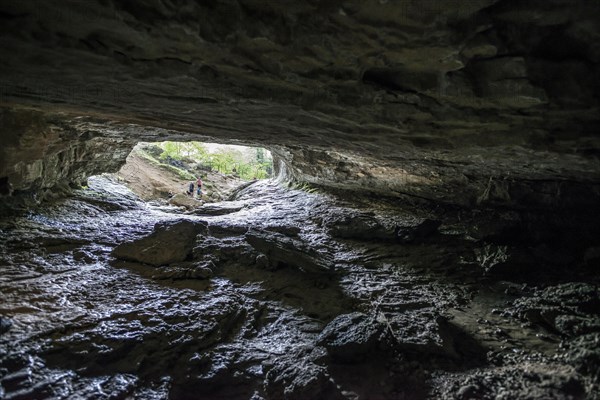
[{"xmin": 115, "ymin": 141, "xmax": 273, "ymax": 205}]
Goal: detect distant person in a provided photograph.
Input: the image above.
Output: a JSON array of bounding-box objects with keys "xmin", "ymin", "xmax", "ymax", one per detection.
[
  {"xmin": 187, "ymin": 181, "xmax": 194, "ymax": 196},
  {"xmin": 196, "ymin": 177, "xmax": 203, "ymax": 197}
]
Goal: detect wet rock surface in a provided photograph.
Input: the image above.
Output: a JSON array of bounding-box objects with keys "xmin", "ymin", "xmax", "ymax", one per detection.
[
  {"xmin": 442, "ymin": 363, "xmax": 587, "ymax": 400},
  {"xmin": 1, "ymin": 0, "xmax": 599, "ymax": 397},
  {"xmin": 507, "ymin": 283, "xmax": 600, "ymax": 337},
  {"xmin": 246, "ymin": 230, "xmax": 335, "ymax": 274},
  {"xmin": 112, "ymin": 219, "xmax": 207, "ymax": 266},
  {"xmin": 187, "ymin": 203, "xmax": 246, "ymax": 216},
  {"xmin": 1, "ymin": 176, "xmax": 599, "ymax": 399},
  {"xmin": 0, "ymin": 317, "xmax": 12, "ymax": 335},
  {"xmin": 317, "ymin": 312, "xmax": 390, "ymax": 363}
]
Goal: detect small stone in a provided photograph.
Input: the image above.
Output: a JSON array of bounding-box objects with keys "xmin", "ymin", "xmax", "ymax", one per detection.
[
  {"xmin": 457, "ymin": 384, "xmax": 479, "ymax": 399},
  {"xmin": 191, "ymin": 266, "xmax": 213, "ymax": 279},
  {"xmin": 317, "ymin": 312, "xmax": 389, "ymax": 363},
  {"xmin": 395, "ymin": 219, "xmax": 441, "ymax": 243},
  {"xmin": 73, "ymin": 249, "xmax": 95, "ymax": 263},
  {"xmin": 0, "ymin": 316, "xmax": 12, "ymax": 335},
  {"xmin": 255, "ymin": 253, "xmax": 269, "ymax": 269}
]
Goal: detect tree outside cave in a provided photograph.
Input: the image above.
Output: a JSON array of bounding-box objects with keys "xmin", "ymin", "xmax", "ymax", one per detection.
[{"xmin": 145, "ymin": 141, "xmax": 273, "ymax": 181}]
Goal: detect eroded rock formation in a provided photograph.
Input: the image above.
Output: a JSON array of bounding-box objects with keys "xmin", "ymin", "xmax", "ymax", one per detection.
[
  {"xmin": 1, "ymin": 177, "xmax": 598, "ymax": 398},
  {"xmin": 1, "ymin": 1, "xmax": 600, "ymax": 399},
  {"xmin": 0, "ymin": 0, "xmax": 599, "ymax": 209}
]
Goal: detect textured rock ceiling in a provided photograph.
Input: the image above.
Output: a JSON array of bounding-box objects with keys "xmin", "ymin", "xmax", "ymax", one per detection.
[{"xmin": 1, "ymin": 0, "xmax": 599, "ymax": 207}]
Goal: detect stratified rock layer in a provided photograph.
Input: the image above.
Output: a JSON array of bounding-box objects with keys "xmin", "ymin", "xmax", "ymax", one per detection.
[
  {"xmin": 2, "ymin": 177, "xmax": 598, "ymax": 399},
  {"xmin": 0, "ymin": 0, "xmax": 599, "ymax": 209}
]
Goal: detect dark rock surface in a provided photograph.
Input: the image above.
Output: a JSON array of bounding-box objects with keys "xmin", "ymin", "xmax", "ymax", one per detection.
[
  {"xmin": 442, "ymin": 364, "xmax": 587, "ymax": 400},
  {"xmin": 1, "ymin": 0, "xmax": 600, "ymax": 398},
  {"xmin": 395, "ymin": 218, "xmax": 442, "ymax": 244},
  {"xmin": 112, "ymin": 219, "xmax": 207, "ymax": 266},
  {"xmin": 246, "ymin": 230, "xmax": 335, "ymax": 274},
  {"xmin": 0, "ymin": 1, "xmax": 599, "ymax": 210},
  {"xmin": 0, "ymin": 317, "xmax": 12, "ymax": 335},
  {"xmin": 325, "ymin": 212, "xmax": 395, "ymax": 240},
  {"xmin": 507, "ymin": 283, "xmax": 600, "ymax": 337},
  {"xmin": 150, "ymin": 261, "xmax": 215, "ymax": 281},
  {"xmin": 2, "ymin": 177, "xmax": 598, "ymax": 399},
  {"xmin": 564, "ymin": 333, "xmax": 600, "ymax": 381},
  {"xmin": 186, "ymin": 203, "xmax": 246, "ymax": 216},
  {"xmin": 263, "ymin": 347, "xmax": 341, "ymax": 400},
  {"xmin": 317, "ymin": 312, "xmax": 390, "ymax": 363}
]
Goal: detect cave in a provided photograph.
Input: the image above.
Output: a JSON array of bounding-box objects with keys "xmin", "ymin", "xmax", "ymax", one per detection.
[
  {"xmin": 113, "ymin": 141, "xmax": 274, "ymax": 203},
  {"xmin": 1, "ymin": 1, "xmax": 599, "ymax": 399}
]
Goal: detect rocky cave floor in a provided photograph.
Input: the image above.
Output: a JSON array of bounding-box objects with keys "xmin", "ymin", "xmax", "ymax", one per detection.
[{"xmin": 1, "ymin": 176, "xmax": 599, "ymax": 400}]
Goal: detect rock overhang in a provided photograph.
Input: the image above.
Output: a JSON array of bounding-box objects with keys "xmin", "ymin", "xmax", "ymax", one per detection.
[{"xmin": 0, "ymin": 0, "xmax": 599, "ymax": 208}]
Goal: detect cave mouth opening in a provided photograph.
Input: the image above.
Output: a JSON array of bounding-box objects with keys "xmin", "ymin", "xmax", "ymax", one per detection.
[{"xmin": 107, "ymin": 141, "xmax": 274, "ymax": 206}]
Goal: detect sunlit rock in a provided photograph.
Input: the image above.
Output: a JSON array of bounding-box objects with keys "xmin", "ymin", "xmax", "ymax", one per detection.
[{"xmin": 168, "ymin": 193, "xmax": 203, "ymax": 209}]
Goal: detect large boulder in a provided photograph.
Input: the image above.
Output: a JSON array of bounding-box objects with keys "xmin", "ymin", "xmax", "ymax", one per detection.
[
  {"xmin": 168, "ymin": 193, "xmax": 203, "ymax": 209},
  {"xmin": 245, "ymin": 230, "xmax": 334, "ymax": 274},
  {"xmin": 316, "ymin": 312, "xmax": 390, "ymax": 363},
  {"xmin": 325, "ymin": 212, "xmax": 441, "ymax": 243},
  {"xmin": 325, "ymin": 213, "xmax": 395, "ymax": 240},
  {"xmin": 263, "ymin": 347, "xmax": 342, "ymax": 400},
  {"xmin": 186, "ymin": 202, "xmax": 245, "ymax": 216},
  {"xmin": 112, "ymin": 220, "xmax": 207, "ymax": 266}
]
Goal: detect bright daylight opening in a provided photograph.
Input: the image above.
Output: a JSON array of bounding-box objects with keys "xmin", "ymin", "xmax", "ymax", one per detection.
[{"xmin": 114, "ymin": 141, "xmax": 273, "ymax": 207}]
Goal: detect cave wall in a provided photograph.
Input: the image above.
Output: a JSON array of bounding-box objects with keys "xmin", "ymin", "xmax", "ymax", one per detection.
[
  {"xmin": 0, "ymin": 108, "xmax": 136, "ymax": 194},
  {"xmin": 0, "ymin": 0, "xmax": 599, "ymax": 208},
  {"xmin": 273, "ymin": 145, "xmax": 600, "ymax": 209}
]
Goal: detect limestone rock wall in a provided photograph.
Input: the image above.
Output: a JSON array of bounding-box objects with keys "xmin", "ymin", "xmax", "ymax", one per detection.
[
  {"xmin": 0, "ymin": 108, "xmax": 136, "ymax": 194},
  {"xmin": 273, "ymin": 144, "xmax": 600, "ymax": 209},
  {"xmin": 0, "ymin": 0, "xmax": 599, "ymax": 208}
]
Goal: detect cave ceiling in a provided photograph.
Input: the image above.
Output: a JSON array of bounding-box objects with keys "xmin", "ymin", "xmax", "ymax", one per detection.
[{"xmin": 1, "ymin": 0, "xmax": 599, "ymax": 206}]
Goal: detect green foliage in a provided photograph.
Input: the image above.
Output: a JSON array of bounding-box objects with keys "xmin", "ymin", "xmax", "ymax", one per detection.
[
  {"xmin": 158, "ymin": 141, "xmax": 209, "ymax": 162},
  {"xmin": 256, "ymin": 147, "xmax": 265, "ymax": 163},
  {"xmin": 159, "ymin": 142, "xmax": 182, "ymax": 160},
  {"xmin": 152, "ymin": 141, "xmax": 273, "ymax": 181},
  {"xmin": 159, "ymin": 164, "xmax": 196, "ymax": 180},
  {"xmin": 190, "ymin": 142, "xmax": 209, "ymax": 159},
  {"xmin": 287, "ymin": 181, "xmax": 319, "ymax": 194},
  {"xmin": 136, "ymin": 147, "xmax": 195, "ymax": 180},
  {"xmin": 136, "ymin": 147, "xmax": 164, "ymax": 166},
  {"xmin": 142, "ymin": 144, "xmax": 164, "ymax": 158},
  {"xmin": 208, "ymin": 149, "xmax": 239, "ymax": 175}
]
